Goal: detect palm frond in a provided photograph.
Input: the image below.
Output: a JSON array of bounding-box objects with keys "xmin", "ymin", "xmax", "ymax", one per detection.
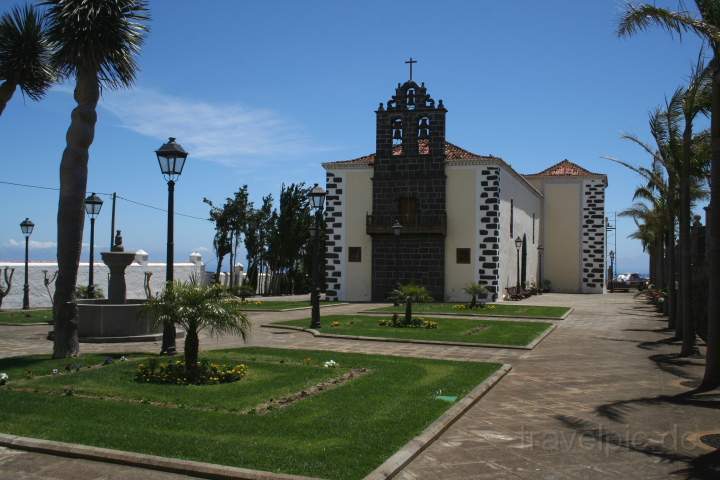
[
  {"xmin": 618, "ymin": 3, "xmax": 720, "ymax": 48},
  {"xmin": 0, "ymin": 4, "xmax": 54, "ymax": 100},
  {"xmin": 42, "ymin": 0, "xmax": 150, "ymax": 89}
]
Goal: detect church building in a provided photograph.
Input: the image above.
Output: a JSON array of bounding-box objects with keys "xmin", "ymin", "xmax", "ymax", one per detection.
[{"xmin": 322, "ymin": 74, "xmax": 608, "ymax": 302}]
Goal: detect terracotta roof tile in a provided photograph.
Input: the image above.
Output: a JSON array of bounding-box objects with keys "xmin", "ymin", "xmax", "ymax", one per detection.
[
  {"xmin": 324, "ymin": 141, "xmax": 496, "ymax": 166},
  {"xmin": 526, "ymin": 159, "xmax": 600, "ymax": 177}
]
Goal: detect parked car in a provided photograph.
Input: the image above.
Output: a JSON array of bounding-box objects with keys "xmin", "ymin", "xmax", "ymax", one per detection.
[{"xmin": 615, "ymin": 273, "xmax": 648, "ymax": 290}]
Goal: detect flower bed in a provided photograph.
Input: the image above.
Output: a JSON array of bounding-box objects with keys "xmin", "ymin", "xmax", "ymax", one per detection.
[{"xmin": 135, "ymin": 358, "xmax": 248, "ymax": 385}]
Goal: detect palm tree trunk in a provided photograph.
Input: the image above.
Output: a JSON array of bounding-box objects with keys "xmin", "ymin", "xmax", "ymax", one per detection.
[
  {"xmin": 666, "ymin": 227, "xmax": 677, "ymax": 332},
  {"xmin": 0, "ymin": 81, "xmax": 17, "ymax": 116},
  {"xmin": 52, "ymin": 69, "xmax": 98, "ymax": 358},
  {"xmin": 656, "ymin": 235, "xmax": 664, "ymax": 289},
  {"xmin": 701, "ymin": 64, "xmax": 720, "ymax": 389},
  {"xmin": 649, "ymin": 247, "xmax": 655, "ymax": 286},
  {"xmin": 680, "ymin": 123, "xmax": 696, "ymax": 355},
  {"xmin": 184, "ymin": 327, "xmax": 199, "ymax": 369}
]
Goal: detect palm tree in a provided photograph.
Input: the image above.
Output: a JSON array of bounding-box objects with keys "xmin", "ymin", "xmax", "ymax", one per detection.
[
  {"xmin": 143, "ymin": 280, "xmax": 250, "ymax": 370},
  {"xmin": 608, "ymin": 107, "xmax": 680, "ymax": 330},
  {"xmin": 0, "ymin": 4, "xmax": 54, "ymax": 115},
  {"xmin": 463, "ymin": 282, "xmax": 489, "ymax": 309},
  {"xmin": 678, "ymin": 58, "xmax": 711, "ymax": 356},
  {"xmin": 388, "ymin": 283, "xmax": 433, "ymax": 324},
  {"xmin": 619, "ymin": 2, "xmax": 720, "ymax": 388},
  {"xmin": 44, "ymin": 0, "xmax": 150, "ymax": 358}
]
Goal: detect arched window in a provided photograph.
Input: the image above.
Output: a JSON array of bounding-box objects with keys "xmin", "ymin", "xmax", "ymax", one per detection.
[
  {"xmin": 418, "ymin": 117, "xmax": 430, "ymax": 139},
  {"xmin": 392, "ymin": 118, "xmax": 403, "ymax": 154},
  {"xmin": 406, "ymin": 88, "xmax": 416, "ymax": 110}
]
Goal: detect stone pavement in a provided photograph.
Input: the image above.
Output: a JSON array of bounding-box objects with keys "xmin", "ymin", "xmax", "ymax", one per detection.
[{"xmin": 0, "ymin": 293, "xmax": 718, "ymax": 479}]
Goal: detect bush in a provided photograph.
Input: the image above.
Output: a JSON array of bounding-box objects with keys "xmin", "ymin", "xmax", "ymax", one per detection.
[
  {"xmin": 75, "ymin": 285, "xmax": 104, "ymax": 299},
  {"xmin": 134, "ymin": 358, "xmax": 247, "ymax": 385},
  {"xmin": 232, "ymin": 283, "xmax": 256, "ymax": 302}
]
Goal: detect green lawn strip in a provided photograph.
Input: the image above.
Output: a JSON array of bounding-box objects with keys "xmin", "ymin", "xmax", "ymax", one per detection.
[
  {"xmin": 239, "ymin": 300, "xmax": 341, "ymax": 311},
  {"xmin": 0, "ymin": 309, "xmax": 53, "ymax": 325},
  {"xmin": 13, "ymin": 351, "xmax": 346, "ymax": 412},
  {"xmin": 0, "ymin": 353, "xmax": 145, "ymax": 379},
  {"xmin": 278, "ymin": 315, "xmax": 551, "ymax": 346},
  {"xmin": 0, "ymin": 347, "xmax": 499, "ymax": 480},
  {"xmin": 365, "ymin": 303, "xmax": 570, "ymax": 319}
]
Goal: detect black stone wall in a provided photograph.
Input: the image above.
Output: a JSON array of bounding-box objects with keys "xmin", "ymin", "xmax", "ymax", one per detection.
[
  {"xmin": 581, "ymin": 179, "xmax": 606, "ymax": 292},
  {"xmin": 324, "ymin": 171, "xmax": 343, "ymax": 300},
  {"xmin": 477, "ymin": 167, "xmax": 501, "ymax": 300},
  {"xmin": 372, "ymin": 235, "xmax": 444, "ymax": 300},
  {"xmin": 371, "ymin": 80, "xmax": 447, "ymax": 301}
]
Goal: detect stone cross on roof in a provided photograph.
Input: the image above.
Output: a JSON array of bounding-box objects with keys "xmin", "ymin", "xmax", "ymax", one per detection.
[{"xmin": 405, "ymin": 57, "xmax": 417, "ymax": 80}]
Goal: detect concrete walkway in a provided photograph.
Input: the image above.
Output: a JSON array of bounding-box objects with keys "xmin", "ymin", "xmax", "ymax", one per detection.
[{"xmin": 0, "ymin": 293, "xmax": 718, "ymax": 479}]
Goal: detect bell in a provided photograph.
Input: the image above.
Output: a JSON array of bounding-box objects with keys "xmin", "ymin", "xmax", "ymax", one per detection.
[
  {"xmin": 393, "ymin": 128, "xmax": 403, "ymax": 140},
  {"xmin": 407, "ymin": 93, "xmax": 415, "ymax": 106},
  {"xmin": 418, "ymin": 118, "xmax": 430, "ymax": 139}
]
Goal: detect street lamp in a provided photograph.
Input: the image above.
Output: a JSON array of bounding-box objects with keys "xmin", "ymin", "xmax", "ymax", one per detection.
[
  {"xmin": 514, "ymin": 236, "xmax": 522, "ymax": 293},
  {"xmin": 155, "ymin": 137, "xmax": 189, "ymax": 355},
  {"xmin": 20, "ymin": 218, "xmax": 34, "ymax": 310},
  {"xmin": 309, "ymin": 183, "xmax": 326, "ymax": 329},
  {"xmin": 537, "ymin": 245, "xmax": 544, "ymax": 295},
  {"xmin": 84, "ymin": 193, "xmax": 103, "ymax": 298},
  {"xmin": 609, "ymin": 250, "xmax": 615, "ymax": 292},
  {"xmin": 392, "ymin": 219, "xmax": 403, "ymax": 301}
]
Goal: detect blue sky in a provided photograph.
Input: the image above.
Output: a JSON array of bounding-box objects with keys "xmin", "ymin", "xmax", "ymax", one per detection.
[{"xmin": 0, "ymin": 0, "xmax": 705, "ymax": 274}]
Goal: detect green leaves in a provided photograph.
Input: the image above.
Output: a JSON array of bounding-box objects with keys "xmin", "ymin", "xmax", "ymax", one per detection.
[
  {"xmin": 0, "ymin": 4, "xmax": 54, "ymax": 102},
  {"xmin": 143, "ymin": 281, "xmax": 251, "ymax": 342},
  {"xmin": 42, "ymin": 0, "xmax": 150, "ymax": 89}
]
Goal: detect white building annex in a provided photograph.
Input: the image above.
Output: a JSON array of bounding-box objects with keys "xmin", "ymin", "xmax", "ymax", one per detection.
[{"xmin": 322, "ymin": 76, "xmax": 608, "ymax": 303}]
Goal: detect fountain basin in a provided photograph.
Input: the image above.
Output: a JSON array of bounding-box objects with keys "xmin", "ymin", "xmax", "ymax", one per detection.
[{"xmin": 77, "ymin": 299, "xmax": 165, "ymax": 343}]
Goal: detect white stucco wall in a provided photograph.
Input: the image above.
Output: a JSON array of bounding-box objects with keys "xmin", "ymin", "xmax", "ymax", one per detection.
[
  {"xmin": 445, "ymin": 166, "xmax": 478, "ymax": 301},
  {"xmin": 498, "ymin": 167, "xmax": 542, "ymax": 298},
  {"xmin": 0, "ymin": 259, "xmax": 205, "ymax": 309},
  {"xmin": 344, "ymin": 169, "xmax": 373, "ymax": 301},
  {"xmin": 541, "ymin": 179, "xmax": 583, "ymax": 292}
]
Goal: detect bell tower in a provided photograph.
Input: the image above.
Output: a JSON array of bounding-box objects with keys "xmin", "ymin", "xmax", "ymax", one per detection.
[{"xmin": 368, "ymin": 63, "xmax": 448, "ymax": 301}]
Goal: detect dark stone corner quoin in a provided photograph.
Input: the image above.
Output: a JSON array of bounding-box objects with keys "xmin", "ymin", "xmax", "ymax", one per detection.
[{"xmin": 370, "ymin": 80, "xmax": 447, "ymax": 301}]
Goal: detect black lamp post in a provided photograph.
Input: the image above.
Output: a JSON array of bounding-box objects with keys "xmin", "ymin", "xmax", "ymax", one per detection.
[
  {"xmin": 155, "ymin": 137, "xmax": 188, "ymax": 355},
  {"xmin": 392, "ymin": 219, "xmax": 403, "ymax": 301},
  {"xmin": 537, "ymin": 245, "xmax": 544, "ymax": 295},
  {"xmin": 20, "ymin": 218, "xmax": 34, "ymax": 310},
  {"xmin": 515, "ymin": 236, "xmax": 522, "ymax": 293},
  {"xmin": 609, "ymin": 250, "xmax": 615, "ymax": 292},
  {"xmin": 84, "ymin": 193, "xmax": 103, "ymax": 297},
  {"xmin": 309, "ymin": 183, "xmax": 327, "ymax": 329}
]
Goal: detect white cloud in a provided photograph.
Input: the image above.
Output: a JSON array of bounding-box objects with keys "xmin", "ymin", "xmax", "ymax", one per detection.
[
  {"xmin": 6, "ymin": 239, "xmax": 57, "ymax": 249},
  {"xmin": 194, "ymin": 246, "xmax": 210, "ymax": 253},
  {"xmin": 97, "ymin": 88, "xmax": 328, "ymax": 166}
]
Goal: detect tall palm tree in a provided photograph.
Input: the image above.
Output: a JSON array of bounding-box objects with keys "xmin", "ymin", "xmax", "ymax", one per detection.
[
  {"xmin": 609, "ymin": 107, "xmax": 680, "ymax": 330},
  {"xmin": 44, "ymin": 0, "xmax": 150, "ymax": 358},
  {"xmin": 619, "ymin": 1, "xmax": 720, "ymax": 389},
  {"xmin": 0, "ymin": 4, "xmax": 54, "ymax": 115},
  {"xmin": 678, "ymin": 58, "xmax": 711, "ymax": 356}
]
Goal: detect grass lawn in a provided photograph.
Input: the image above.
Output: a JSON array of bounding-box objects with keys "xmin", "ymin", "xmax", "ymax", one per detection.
[
  {"xmin": 366, "ymin": 303, "xmax": 570, "ymax": 319},
  {"xmin": 278, "ymin": 315, "xmax": 552, "ymax": 347},
  {"xmin": 239, "ymin": 300, "xmax": 341, "ymax": 311},
  {"xmin": 0, "ymin": 347, "xmax": 499, "ymax": 480},
  {"xmin": 0, "ymin": 309, "xmax": 53, "ymax": 325}
]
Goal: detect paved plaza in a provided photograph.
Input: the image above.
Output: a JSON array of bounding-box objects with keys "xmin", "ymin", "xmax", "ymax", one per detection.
[{"xmin": 0, "ymin": 293, "xmax": 718, "ymax": 479}]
